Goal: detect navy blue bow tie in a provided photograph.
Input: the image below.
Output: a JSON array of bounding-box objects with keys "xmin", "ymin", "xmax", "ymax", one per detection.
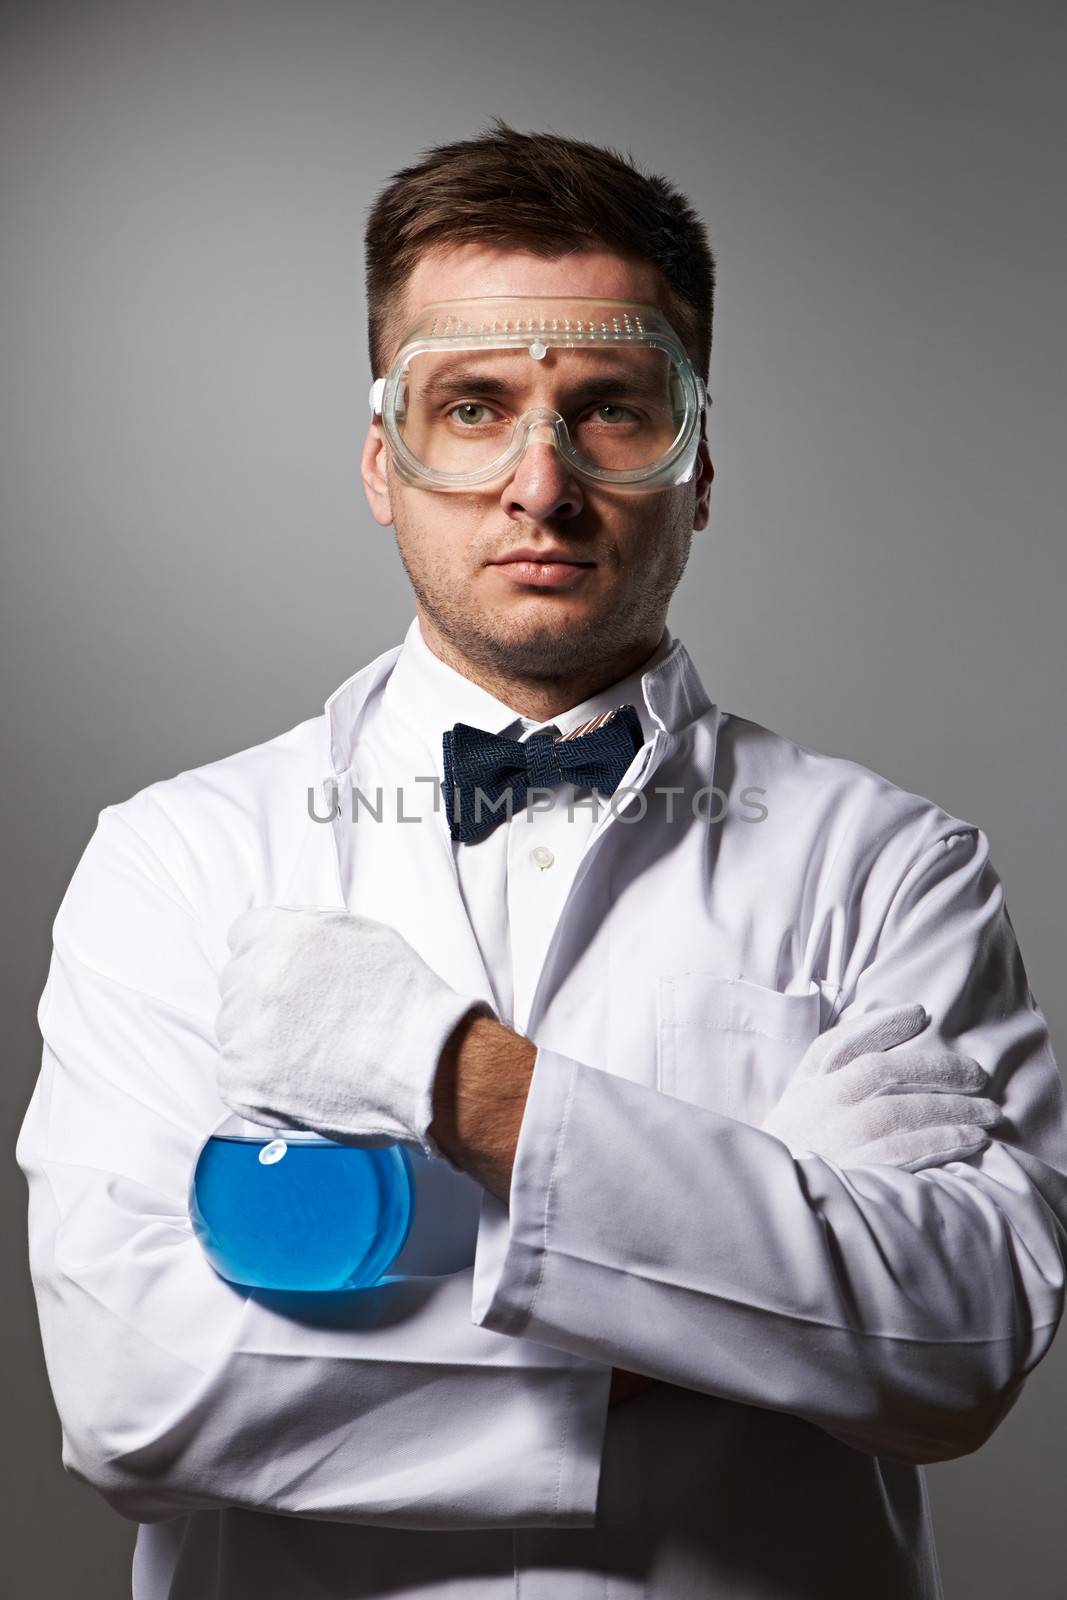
[{"xmin": 442, "ymin": 704, "xmax": 645, "ymax": 844}]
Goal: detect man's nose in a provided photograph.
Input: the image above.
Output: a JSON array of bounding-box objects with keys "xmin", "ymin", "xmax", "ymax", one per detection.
[{"xmin": 500, "ymin": 438, "xmax": 584, "ymax": 521}]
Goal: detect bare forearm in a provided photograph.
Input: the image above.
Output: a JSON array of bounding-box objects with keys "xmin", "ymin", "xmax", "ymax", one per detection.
[{"xmin": 430, "ymin": 1011, "xmax": 536, "ymax": 1204}]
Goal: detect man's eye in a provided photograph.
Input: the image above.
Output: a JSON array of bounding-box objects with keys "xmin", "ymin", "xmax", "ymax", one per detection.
[
  {"xmin": 447, "ymin": 403, "xmax": 497, "ymax": 426},
  {"xmin": 589, "ymin": 404, "xmax": 639, "ymax": 424}
]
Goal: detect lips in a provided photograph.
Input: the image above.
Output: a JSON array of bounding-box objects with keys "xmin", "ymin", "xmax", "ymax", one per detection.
[
  {"xmin": 491, "ymin": 547, "xmax": 596, "ymax": 566},
  {"xmin": 488, "ymin": 550, "xmax": 596, "ymax": 589}
]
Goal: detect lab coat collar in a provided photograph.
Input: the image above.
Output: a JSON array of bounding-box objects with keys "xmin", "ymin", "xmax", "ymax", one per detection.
[{"xmin": 323, "ymin": 615, "xmax": 712, "ymax": 779}]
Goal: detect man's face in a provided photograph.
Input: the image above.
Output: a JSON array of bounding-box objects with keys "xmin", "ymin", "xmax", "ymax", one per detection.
[{"xmin": 361, "ymin": 244, "xmax": 713, "ymax": 682}]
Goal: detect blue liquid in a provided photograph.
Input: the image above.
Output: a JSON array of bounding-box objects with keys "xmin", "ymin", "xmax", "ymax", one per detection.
[{"xmin": 189, "ymin": 1134, "xmax": 415, "ymax": 1292}]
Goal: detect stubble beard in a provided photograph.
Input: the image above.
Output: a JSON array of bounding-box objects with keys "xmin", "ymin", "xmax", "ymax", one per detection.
[{"xmin": 390, "ymin": 492, "xmax": 694, "ymax": 684}]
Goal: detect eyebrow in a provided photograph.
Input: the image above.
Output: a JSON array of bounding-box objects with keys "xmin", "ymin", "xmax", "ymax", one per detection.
[{"xmin": 414, "ymin": 368, "xmax": 668, "ymax": 405}]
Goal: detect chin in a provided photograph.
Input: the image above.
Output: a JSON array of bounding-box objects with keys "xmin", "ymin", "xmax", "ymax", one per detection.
[{"xmin": 485, "ymin": 608, "xmax": 610, "ymax": 667}]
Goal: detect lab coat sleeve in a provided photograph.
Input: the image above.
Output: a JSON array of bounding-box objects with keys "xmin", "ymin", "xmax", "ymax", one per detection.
[
  {"xmin": 16, "ymin": 804, "xmax": 610, "ymax": 1528},
  {"xmin": 471, "ymin": 823, "xmax": 1067, "ymax": 1465}
]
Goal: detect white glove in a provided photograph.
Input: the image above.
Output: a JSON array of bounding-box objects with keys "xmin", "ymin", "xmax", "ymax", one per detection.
[
  {"xmin": 761, "ymin": 1002, "xmax": 1002, "ymax": 1171},
  {"xmin": 215, "ymin": 905, "xmax": 496, "ymax": 1160}
]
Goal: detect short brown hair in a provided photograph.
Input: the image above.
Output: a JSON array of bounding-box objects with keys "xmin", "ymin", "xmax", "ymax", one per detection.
[{"xmin": 364, "ymin": 119, "xmax": 716, "ymax": 380}]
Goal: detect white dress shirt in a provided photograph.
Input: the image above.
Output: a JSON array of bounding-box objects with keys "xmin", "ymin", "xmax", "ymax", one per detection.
[{"xmin": 17, "ymin": 616, "xmax": 1067, "ymax": 1599}]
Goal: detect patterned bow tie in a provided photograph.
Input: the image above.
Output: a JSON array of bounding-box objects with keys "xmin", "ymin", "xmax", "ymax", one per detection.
[{"xmin": 442, "ymin": 704, "xmax": 645, "ymax": 844}]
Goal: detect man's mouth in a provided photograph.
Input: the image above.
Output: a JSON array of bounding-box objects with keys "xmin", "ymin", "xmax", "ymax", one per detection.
[{"xmin": 489, "ymin": 547, "xmax": 597, "ymax": 589}]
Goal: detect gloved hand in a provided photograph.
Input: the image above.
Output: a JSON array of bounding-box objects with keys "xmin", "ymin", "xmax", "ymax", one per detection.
[
  {"xmin": 215, "ymin": 905, "xmax": 496, "ymax": 1160},
  {"xmin": 761, "ymin": 1002, "xmax": 1002, "ymax": 1171}
]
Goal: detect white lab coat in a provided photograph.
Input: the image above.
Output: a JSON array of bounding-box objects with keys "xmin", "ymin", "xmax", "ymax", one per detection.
[{"xmin": 17, "ymin": 627, "xmax": 1067, "ymax": 1600}]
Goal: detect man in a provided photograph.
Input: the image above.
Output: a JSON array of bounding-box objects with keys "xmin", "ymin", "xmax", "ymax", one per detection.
[{"xmin": 17, "ymin": 123, "xmax": 1067, "ymax": 1599}]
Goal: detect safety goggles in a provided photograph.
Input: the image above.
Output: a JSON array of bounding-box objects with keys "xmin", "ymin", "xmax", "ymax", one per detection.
[{"xmin": 368, "ymin": 297, "xmax": 708, "ymax": 493}]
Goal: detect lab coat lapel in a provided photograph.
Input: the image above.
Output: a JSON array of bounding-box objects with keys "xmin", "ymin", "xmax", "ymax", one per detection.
[
  {"xmin": 330, "ymin": 758, "xmax": 495, "ymax": 1005},
  {"xmin": 317, "ymin": 646, "xmax": 497, "ymax": 1007}
]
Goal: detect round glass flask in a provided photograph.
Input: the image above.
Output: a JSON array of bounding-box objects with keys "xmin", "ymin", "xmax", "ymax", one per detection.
[{"xmin": 189, "ymin": 1113, "xmax": 416, "ymax": 1291}]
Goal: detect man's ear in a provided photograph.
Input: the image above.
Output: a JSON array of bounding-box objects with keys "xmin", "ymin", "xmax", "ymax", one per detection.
[
  {"xmin": 693, "ymin": 431, "xmax": 714, "ymax": 532},
  {"xmin": 360, "ymin": 423, "xmax": 394, "ymax": 527}
]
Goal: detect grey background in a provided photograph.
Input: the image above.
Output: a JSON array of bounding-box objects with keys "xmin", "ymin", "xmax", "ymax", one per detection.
[{"xmin": 2, "ymin": 0, "xmax": 1064, "ymax": 1592}]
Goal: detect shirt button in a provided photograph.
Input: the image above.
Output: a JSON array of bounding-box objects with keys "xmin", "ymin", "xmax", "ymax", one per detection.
[{"xmin": 530, "ymin": 845, "xmax": 555, "ymax": 871}]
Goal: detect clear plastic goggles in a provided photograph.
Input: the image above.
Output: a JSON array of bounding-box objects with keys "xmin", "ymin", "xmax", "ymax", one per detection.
[{"xmin": 369, "ymin": 297, "xmax": 708, "ymax": 493}]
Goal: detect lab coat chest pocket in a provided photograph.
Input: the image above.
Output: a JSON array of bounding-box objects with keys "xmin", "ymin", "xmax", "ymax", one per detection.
[{"xmin": 656, "ymin": 974, "xmax": 823, "ymax": 1124}]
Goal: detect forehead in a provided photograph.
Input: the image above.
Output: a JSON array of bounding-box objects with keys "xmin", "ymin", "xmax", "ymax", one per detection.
[
  {"xmin": 390, "ymin": 243, "xmax": 674, "ymax": 357},
  {"xmin": 410, "ymin": 343, "xmax": 671, "ymax": 389}
]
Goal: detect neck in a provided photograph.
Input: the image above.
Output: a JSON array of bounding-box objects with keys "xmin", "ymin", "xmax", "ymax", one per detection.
[{"xmin": 416, "ymin": 609, "xmax": 665, "ymax": 722}]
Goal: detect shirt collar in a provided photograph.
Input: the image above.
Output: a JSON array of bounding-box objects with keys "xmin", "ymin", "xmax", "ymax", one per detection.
[{"xmin": 323, "ymin": 615, "xmax": 713, "ymax": 777}]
